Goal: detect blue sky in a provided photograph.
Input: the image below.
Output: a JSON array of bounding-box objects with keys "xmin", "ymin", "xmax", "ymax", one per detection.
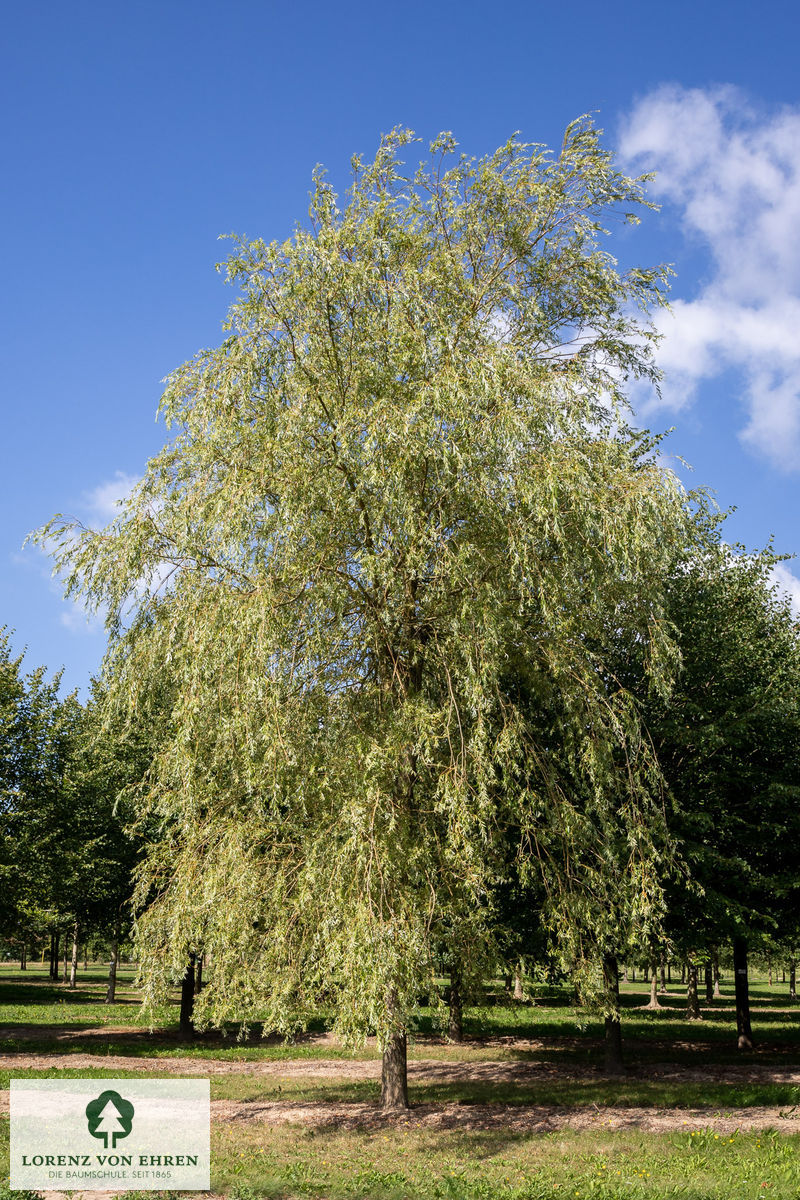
[{"xmin": 2, "ymin": 0, "xmax": 799, "ymax": 695}]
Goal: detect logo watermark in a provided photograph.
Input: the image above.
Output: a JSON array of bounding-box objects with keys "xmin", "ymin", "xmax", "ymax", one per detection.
[{"xmin": 10, "ymin": 1078, "xmax": 210, "ymax": 1191}]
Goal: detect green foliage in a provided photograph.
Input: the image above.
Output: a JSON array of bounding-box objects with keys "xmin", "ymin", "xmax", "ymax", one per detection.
[
  {"xmin": 39, "ymin": 120, "xmax": 703, "ymax": 1044},
  {"xmin": 643, "ymin": 545, "xmax": 800, "ymax": 951}
]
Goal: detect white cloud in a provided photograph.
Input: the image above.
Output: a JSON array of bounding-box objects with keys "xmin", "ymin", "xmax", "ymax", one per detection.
[
  {"xmin": 770, "ymin": 561, "xmax": 800, "ymax": 617},
  {"xmin": 25, "ymin": 470, "xmax": 140, "ymax": 637},
  {"xmin": 82, "ymin": 471, "xmax": 140, "ymax": 528},
  {"xmin": 620, "ymin": 86, "xmax": 800, "ymax": 470}
]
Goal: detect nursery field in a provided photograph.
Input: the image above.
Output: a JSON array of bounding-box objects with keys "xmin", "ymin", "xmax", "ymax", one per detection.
[{"xmin": 1, "ymin": 964, "xmax": 799, "ymax": 1200}]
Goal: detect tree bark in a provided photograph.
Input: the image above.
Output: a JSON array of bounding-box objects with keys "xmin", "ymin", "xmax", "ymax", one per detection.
[
  {"xmin": 179, "ymin": 953, "xmax": 196, "ymax": 1040},
  {"xmin": 69, "ymin": 922, "xmax": 79, "ymax": 989},
  {"xmin": 686, "ymin": 963, "xmax": 701, "ymax": 1020},
  {"xmin": 106, "ymin": 921, "xmax": 120, "ymax": 1004},
  {"xmin": 20, "ymin": 942, "xmax": 26, "ymax": 971},
  {"xmin": 733, "ymin": 936, "xmax": 754, "ymax": 1050},
  {"xmin": 50, "ymin": 930, "xmax": 59, "ymax": 981},
  {"xmin": 704, "ymin": 960, "xmax": 713, "ymax": 1005},
  {"xmin": 381, "ymin": 991, "xmax": 409, "ymax": 1109},
  {"xmin": 713, "ymin": 948, "xmax": 721, "ymax": 998},
  {"xmin": 513, "ymin": 965, "xmax": 524, "ymax": 1001},
  {"xmin": 659, "ymin": 960, "xmax": 667, "ymax": 994},
  {"xmin": 448, "ymin": 962, "xmax": 463, "ymax": 1043},
  {"xmin": 644, "ymin": 960, "xmax": 661, "ymax": 1008},
  {"xmin": 681, "ymin": 961, "xmax": 686, "ymax": 985},
  {"xmin": 194, "ymin": 954, "xmax": 204, "ymax": 995},
  {"xmin": 603, "ymin": 953, "xmax": 624, "ymax": 1073},
  {"xmin": 789, "ymin": 960, "xmax": 797, "ymax": 1001}
]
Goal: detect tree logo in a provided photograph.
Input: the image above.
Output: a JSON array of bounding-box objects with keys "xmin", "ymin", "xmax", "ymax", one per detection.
[{"xmin": 85, "ymin": 1090, "xmax": 135, "ymax": 1149}]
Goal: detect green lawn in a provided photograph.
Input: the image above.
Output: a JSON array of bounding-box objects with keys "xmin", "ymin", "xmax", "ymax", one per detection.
[{"xmin": 1, "ymin": 963, "xmax": 799, "ymax": 1198}]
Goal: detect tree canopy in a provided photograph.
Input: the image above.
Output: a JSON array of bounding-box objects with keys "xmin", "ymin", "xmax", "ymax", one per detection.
[{"xmin": 40, "ymin": 121, "xmax": 707, "ymax": 1104}]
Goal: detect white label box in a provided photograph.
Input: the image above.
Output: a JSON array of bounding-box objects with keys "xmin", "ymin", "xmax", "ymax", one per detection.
[{"xmin": 10, "ymin": 1078, "xmax": 210, "ymax": 1191}]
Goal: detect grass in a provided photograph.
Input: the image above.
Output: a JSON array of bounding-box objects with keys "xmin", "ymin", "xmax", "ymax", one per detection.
[
  {"xmin": 2, "ymin": 962, "xmax": 800, "ymax": 1197},
  {"xmin": 211, "ymin": 1124, "xmax": 800, "ymax": 1199}
]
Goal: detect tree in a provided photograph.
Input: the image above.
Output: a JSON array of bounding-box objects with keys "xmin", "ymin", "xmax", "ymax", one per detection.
[
  {"xmin": 41, "ymin": 121, "xmax": 699, "ymax": 1107},
  {"xmin": 641, "ymin": 546, "xmax": 800, "ymax": 1048}
]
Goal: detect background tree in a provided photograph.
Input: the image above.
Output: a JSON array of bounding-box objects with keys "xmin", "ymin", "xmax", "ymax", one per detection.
[
  {"xmin": 641, "ymin": 546, "xmax": 800, "ymax": 1048},
  {"xmin": 42, "ymin": 121, "xmax": 700, "ymax": 1108}
]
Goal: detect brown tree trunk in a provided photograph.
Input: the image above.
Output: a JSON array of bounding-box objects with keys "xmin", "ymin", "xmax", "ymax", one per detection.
[
  {"xmin": 194, "ymin": 954, "xmax": 204, "ymax": 995},
  {"xmin": 704, "ymin": 960, "xmax": 713, "ymax": 1005},
  {"xmin": 106, "ymin": 921, "xmax": 120, "ymax": 1003},
  {"xmin": 713, "ymin": 948, "xmax": 721, "ymax": 998},
  {"xmin": 681, "ymin": 961, "xmax": 686, "ymax": 985},
  {"xmin": 623, "ymin": 964, "xmax": 629, "ymax": 983},
  {"xmin": 50, "ymin": 930, "xmax": 60, "ymax": 980},
  {"xmin": 20, "ymin": 942, "xmax": 27, "ymax": 971},
  {"xmin": 179, "ymin": 953, "xmax": 196, "ymax": 1040},
  {"xmin": 733, "ymin": 936, "xmax": 754, "ymax": 1050},
  {"xmin": 686, "ymin": 963, "xmax": 701, "ymax": 1020},
  {"xmin": 448, "ymin": 962, "xmax": 463, "ymax": 1043},
  {"xmin": 789, "ymin": 960, "xmax": 797, "ymax": 1001},
  {"xmin": 513, "ymin": 965, "xmax": 524, "ymax": 1001},
  {"xmin": 659, "ymin": 960, "xmax": 667, "ymax": 994},
  {"xmin": 603, "ymin": 954, "xmax": 624, "ymax": 1073},
  {"xmin": 381, "ymin": 991, "xmax": 409, "ymax": 1110}
]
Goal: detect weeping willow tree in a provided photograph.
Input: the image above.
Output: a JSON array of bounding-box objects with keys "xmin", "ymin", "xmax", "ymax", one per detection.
[{"xmin": 41, "ymin": 120, "xmax": 703, "ymax": 1107}]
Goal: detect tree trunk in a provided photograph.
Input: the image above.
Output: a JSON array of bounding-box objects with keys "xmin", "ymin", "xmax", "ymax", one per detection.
[
  {"xmin": 644, "ymin": 961, "xmax": 661, "ymax": 1008},
  {"xmin": 659, "ymin": 960, "xmax": 667, "ymax": 994},
  {"xmin": 623, "ymin": 964, "xmax": 629, "ymax": 983},
  {"xmin": 20, "ymin": 942, "xmax": 26, "ymax": 971},
  {"xmin": 630, "ymin": 966, "xmax": 635, "ymax": 982},
  {"xmin": 50, "ymin": 930, "xmax": 59, "ymax": 980},
  {"xmin": 789, "ymin": 960, "xmax": 797, "ymax": 1001},
  {"xmin": 84, "ymin": 948, "xmax": 88, "ymax": 970},
  {"xmin": 69, "ymin": 922, "xmax": 79, "ymax": 989},
  {"xmin": 448, "ymin": 962, "xmax": 463, "ymax": 1043},
  {"xmin": 194, "ymin": 954, "xmax": 204, "ymax": 995},
  {"xmin": 681, "ymin": 961, "xmax": 686, "ymax": 985},
  {"xmin": 179, "ymin": 953, "xmax": 196, "ymax": 1040},
  {"xmin": 686, "ymin": 963, "xmax": 701, "ymax": 1020},
  {"xmin": 713, "ymin": 948, "xmax": 721, "ymax": 998},
  {"xmin": 513, "ymin": 965, "xmax": 524, "ymax": 1001},
  {"xmin": 381, "ymin": 991, "xmax": 409, "ymax": 1110},
  {"xmin": 602, "ymin": 954, "xmax": 624, "ymax": 1073},
  {"xmin": 106, "ymin": 921, "xmax": 120, "ymax": 1003},
  {"xmin": 733, "ymin": 936, "xmax": 754, "ymax": 1050},
  {"xmin": 704, "ymin": 960, "xmax": 713, "ymax": 1005}
]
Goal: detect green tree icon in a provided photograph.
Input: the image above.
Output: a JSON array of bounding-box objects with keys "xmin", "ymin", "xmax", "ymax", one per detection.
[{"xmin": 85, "ymin": 1090, "xmax": 135, "ymax": 1149}]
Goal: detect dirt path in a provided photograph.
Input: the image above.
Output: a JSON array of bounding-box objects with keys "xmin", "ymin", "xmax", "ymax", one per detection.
[
  {"xmin": 3, "ymin": 1049, "xmax": 800, "ymax": 1086},
  {"xmin": 3, "ymin": 1048, "xmax": 800, "ymax": 1134}
]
